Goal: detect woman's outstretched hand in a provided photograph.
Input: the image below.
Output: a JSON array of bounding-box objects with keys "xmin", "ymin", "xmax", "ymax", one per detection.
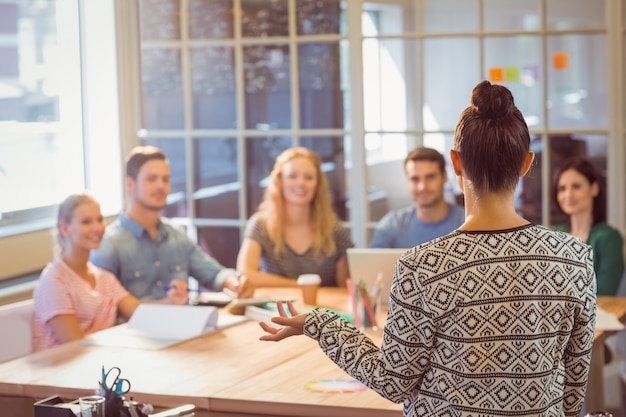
[{"xmin": 259, "ymin": 301, "xmax": 307, "ymax": 342}]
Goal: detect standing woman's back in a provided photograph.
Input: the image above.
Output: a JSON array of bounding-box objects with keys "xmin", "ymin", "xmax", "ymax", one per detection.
[
  {"xmin": 257, "ymin": 81, "xmax": 597, "ymax": 417},
  {"xmin": 386, "ymin": 80, "xmax": 598, "ymax": 415}
]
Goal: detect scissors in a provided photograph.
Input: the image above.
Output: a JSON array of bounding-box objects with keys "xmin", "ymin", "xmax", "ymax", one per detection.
[{"xmin": 101, "ymin": 366, "xmax": 131, "ymax": 396}]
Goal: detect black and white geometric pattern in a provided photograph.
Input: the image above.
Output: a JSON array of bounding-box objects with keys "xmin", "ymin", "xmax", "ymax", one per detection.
[{"xmin": 304, "ymin": 224, "xmax": 596, "ymax": 417}]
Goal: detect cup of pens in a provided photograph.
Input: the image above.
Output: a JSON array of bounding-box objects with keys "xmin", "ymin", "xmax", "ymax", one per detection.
[{"xmin": 346, "ymin": 277, "xmax": 383, "ymax": 332}]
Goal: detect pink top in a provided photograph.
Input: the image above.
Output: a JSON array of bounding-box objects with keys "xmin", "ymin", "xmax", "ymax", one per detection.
[{"xmin": 32, "ymin": 258, "xmax": 130, "ymax": 351}]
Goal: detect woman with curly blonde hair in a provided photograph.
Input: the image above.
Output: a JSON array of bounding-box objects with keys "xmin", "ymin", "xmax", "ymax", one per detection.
[{"xmin": 237, "ymin": 147, "xmax": 353, "ymax": 288}]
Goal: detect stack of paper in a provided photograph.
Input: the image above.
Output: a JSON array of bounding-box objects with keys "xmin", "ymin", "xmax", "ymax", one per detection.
[{"xmin": 595, "ymin": 306, "xmax": 625, "ymax": 331}]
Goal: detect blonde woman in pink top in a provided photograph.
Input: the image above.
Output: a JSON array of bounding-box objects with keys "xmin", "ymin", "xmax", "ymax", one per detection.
[{"xmin": 32, "ymin": 193, "xmax": 189, "ymax": 351}]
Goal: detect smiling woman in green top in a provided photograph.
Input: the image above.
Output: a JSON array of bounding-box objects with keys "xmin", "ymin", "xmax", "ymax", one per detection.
[{"xmin": 554, "ymin": 157, "xmax": 624, "ymax": 295}]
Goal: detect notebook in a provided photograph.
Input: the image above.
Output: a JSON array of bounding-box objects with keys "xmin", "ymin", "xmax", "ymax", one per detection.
[{"xmin": 346, "ymin": 248, "xmax": 408, "ymax": 305}]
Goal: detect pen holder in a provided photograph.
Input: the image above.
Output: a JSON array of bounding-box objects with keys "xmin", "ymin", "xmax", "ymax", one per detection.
[{"xmin": 347, "ymin": 280, "xmax": 381, "ymax": 331}]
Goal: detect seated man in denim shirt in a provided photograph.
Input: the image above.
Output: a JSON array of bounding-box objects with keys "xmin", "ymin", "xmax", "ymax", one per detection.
[
  {"xmin": 90, "ymin": 146, "xmax": 243, "ymax": 300},
  {"xmin": 369, "ymin": 147, "xmax": 465, "ymax": 249}
]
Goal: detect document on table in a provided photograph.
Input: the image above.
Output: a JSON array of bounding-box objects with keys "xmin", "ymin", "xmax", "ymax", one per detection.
[
  {"xmin": 84, "ymin": 304, "xmax": 247, "ymax": 349},
  {"xmin": 595, "ymin": 306, "xmax": 625, "ymax": 331}
]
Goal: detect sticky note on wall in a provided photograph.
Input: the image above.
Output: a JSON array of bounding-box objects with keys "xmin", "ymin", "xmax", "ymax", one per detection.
[
  {"xmin": 505, "ymin": 67, "xmax": 520, "ymax": 82},
  {"xmin": 553, "ymin": 52, "xmax": 569, "ymax": 70},
  {"xmin": 489, "ymin": 67, "xmax": 504, "ymax": 82}
]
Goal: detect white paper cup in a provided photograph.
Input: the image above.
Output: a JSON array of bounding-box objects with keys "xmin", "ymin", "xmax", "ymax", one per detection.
[{"xmin": 297, "ymin": 274, "xmax": 321, "ymax": 305}]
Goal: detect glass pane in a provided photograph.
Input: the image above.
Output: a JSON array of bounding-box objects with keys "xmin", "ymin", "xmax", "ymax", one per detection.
[
  {"xmin": 189, "ymin": 0, "xmax": 233, "ymax": 39},
  {"xmin": 547, "ymin": 34, "xmax": 607, "ymax": 129},
  {"xmin": 546, "ymin": 0, "xmax": 605, "ymax": 30},
  {"xmin": 517, "ymin": 134, "xmax": 543, "ymax": 224},
  {"xmin": 241, "ymin": 0, "xmax": 288, "ymax": 37},
  {"xmin": 299, "ymin": 42, "xmax": 346, "ymax": 129},
  {"xmin": 296, "ymin": 0, "xmax": 346, "ymax": 35},
  {"xmin": 0, "ymin": 1, "xmax": 84, "ymax": 216},
  {"xmin": 139, "ymin": 0, "xmax": 180, "ymax": 41},
  {"xmin": 422, "ymin": 0, "xmax": 478, "ymax": 33},
  {"xmin": 363, "ymin": 39, "xmax": 420, "ymax": 132},
  {"xmin": 140, "ymin": 138, "xmax": 188, "ymax": 217},
  {"xmin": 300, "ymin": 136, "xmax": 348, "ymax": 220},
  {"xmin": 245, "ymin": 136, "xmax": 293, "ymax": 217},
  {"xmin": 484, "ymin": 36, "xmax": 544, "ymax": 129},
  {"xmin": 483, "ymin": 0, "xmax": 541, "ymax": 32},
  {"xmin": 548, "ymin": 134, "xmax": 607, "ymax": 227},
  {"xmin": 191, "ymin": 46, "xmax": 236, "ymax": 129},
  {"xmin": 197, "ymin": 226, "xmax": 241, "ymax": 268},
  {"xmin": 362, "ymin": 2, "xmax": 417, "ymax": 35},
  {"xmin": 365, "ymin": 133, "xmax": 414, "ymax": 222},
  {"xmin": 142, "ymin": 47, "xmax": 185, "ymax": 129},
  {"xmin": 243, "ymin": 45, "xmax": 291, "ymax": 129},
  {"xmin": 194, "ymin": 137, "xmax": 239, "ymax": 220},
  {"xmin": 423, "ymin": 38, "xmax": 480, "ymax": 131}
]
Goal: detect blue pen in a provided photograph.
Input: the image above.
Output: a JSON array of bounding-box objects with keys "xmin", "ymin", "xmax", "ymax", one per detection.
[{"xmin": 162, "ymin": 285, "xmax": 195, "ymax": 292}]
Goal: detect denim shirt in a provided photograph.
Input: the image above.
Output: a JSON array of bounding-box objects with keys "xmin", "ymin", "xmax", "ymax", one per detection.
[
  {"xmin": 90, "ymin": 214, "xmax": 233, "ymax": 300},
  {"xmin": 369, "ymin": 204, "xmax": 465, "ymax": 249}
]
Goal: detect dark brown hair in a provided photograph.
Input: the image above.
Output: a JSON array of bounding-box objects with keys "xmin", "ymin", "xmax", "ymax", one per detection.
[
  {"xmin": 553, "ymin": 157, "xmax": 606, "ymax": 225},
  {"xmin": 404, "ymin": 147, "xmax": 446, "ymax": 174},
  {"xmin": 453, "ymin": 80, "xmax": 531, "ymax": 195},
  {"xmin": 125, "ymin": 146, "xmax": 167, "ymax": 179}
]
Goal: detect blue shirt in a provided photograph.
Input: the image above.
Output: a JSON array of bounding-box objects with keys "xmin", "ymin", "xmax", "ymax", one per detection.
[
  {"xmin": 369, "ymin": 204, "xmax": 465, "ymax": 249},
  {"xmin": 90, "ymin": 214, "xmax": 232, "ymax": 300}
]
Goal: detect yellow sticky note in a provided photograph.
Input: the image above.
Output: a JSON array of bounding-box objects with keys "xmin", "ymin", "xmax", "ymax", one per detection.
[
  {"xmin": 553, "ymin": 52, "xmax": 569, "ymax": 70},
  {"xmin": 489, "ymin": 67, "xmax": 504, "ymax": 83},
  {"xmin": 505, "ymin": 67, "xmax": 520, "ymax": 82}
]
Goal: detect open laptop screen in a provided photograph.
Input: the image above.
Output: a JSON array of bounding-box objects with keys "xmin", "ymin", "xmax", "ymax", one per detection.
[{"xmin": 346, "ymin": 248, "xmax": 408, "ymax": 305}]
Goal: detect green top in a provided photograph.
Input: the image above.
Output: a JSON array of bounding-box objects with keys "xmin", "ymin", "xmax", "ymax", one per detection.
[{"xmin": 554, "ymin": 222, "xmax": 625, "ymax": 296}]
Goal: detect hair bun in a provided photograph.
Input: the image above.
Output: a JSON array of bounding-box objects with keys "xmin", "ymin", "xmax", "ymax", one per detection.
[{"xmin": 471, "ymin": 80, "xmax": 515, "ymax": 119}]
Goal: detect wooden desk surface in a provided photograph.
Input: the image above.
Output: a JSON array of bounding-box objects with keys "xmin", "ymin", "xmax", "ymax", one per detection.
[
  {"xmin": 595, "ymin": 296, "xmax": 626, "ymax": 344},
  {"xmin": 0, "ymin": 288, "xmax": 401, "ymax": 417},
  {"xmin": 1, "ymin": 291, "xmax": 623, "ymax": 417}
]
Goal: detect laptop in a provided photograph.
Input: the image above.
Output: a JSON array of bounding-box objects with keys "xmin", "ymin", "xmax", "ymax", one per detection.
[{"xmin": 346, "ymin": 248, "xmax": 408, "ymax": 305}]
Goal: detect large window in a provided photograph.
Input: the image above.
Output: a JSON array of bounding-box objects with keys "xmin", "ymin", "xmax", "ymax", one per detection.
[
  {"xmin": 0, "ymin": 0, "xmax": 122, "ymax": 282},
  {"xmin": 137, "ymin": 0, "xmax": 351, "ymax": 268},
  {"xmin": 0, "ymin": 0, "xmax": 83, "ymax": 231},
  {"xmin": 362, "ymin": 0, "xmax": 612, "ymax": 230}
]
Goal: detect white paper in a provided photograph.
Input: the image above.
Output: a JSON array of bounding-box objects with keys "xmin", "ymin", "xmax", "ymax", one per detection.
[
  {"xmin": 245, "ymin": 305, "xmax": 276, "ymax": 326},
  {"xmin": 128, "ymin": 304, "xmax": 218, "ymax": 339},
  {"xmin": 595, "ymin": 306, "xmax": 625, "ymax": 331},
  {"xmin": 84, "ymin": 305, "xmax": 247, "ymax": 349}
]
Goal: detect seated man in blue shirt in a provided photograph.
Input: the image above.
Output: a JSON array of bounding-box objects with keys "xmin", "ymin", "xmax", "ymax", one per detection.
[
  {"xmin": 369, "ymin": 147, "xmax": 465, "ymax": 248},
  {"xmin": 90, "ymin": 146, "xmax": 244, "ymax": 300}
]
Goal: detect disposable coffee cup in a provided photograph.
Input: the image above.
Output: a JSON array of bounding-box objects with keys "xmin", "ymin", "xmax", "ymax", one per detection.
[{"xmin": 297, "ymin": 274, "xmax": 322, "ymax": 305}]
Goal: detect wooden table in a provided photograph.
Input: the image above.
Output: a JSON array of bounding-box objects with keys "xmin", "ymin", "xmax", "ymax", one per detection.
[
  {"xmin": 0, "ymin": 288, "xmax": 402, "ymax": 417},
  {"xmin": 585, "ymin": 296, "xmax": 626, "ymax": 413},
  {"xmin": 0, "ymin": 291, "xmax": 623, "ymax": 417}
]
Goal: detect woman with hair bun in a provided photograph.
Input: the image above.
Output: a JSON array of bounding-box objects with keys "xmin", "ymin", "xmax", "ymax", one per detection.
[{"xmin": 258, "ymin": 81, "xmax": 596, "ymax": 416}]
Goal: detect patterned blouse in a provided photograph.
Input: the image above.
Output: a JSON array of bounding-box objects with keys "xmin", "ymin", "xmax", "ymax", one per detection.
[
  {"xmin": 244, "ymin": 214, "xmax": 354, "ymax": 287},
  {"xmin": 304, "ymin": 224, "xmax": 596, "ymax": 416}
]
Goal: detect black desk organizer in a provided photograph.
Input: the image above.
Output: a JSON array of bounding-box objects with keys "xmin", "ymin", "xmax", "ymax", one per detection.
[
  {"xmin": 34, "ymin": 394, "xmax": 195, "ymax": 417},
  {"xmin": 34, "ymin": 395, "xmax": 79, "ymax": 417}
]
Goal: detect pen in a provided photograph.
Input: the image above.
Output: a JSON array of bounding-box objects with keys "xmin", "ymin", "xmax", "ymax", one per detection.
[
  {"xmin": 162, "ymin": 285, "xmax": 195, "ymax": 293},
  {"xmin": 224, "ymin": 271, "xmax": 244, "ymax": 298}
]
